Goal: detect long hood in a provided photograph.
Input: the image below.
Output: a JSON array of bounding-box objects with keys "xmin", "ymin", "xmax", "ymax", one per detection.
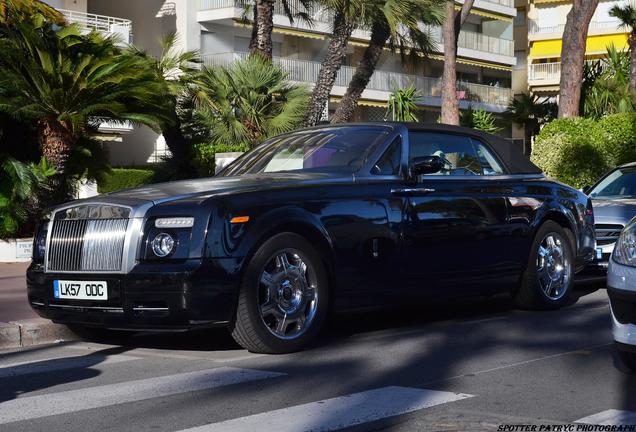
[
  {"xmin": 592, "ymin": 198, "xmax": 636, "ymax": 225},
  {"xmin": 100, "ymin": 172, "xmax": 353, "ymax": 205}
]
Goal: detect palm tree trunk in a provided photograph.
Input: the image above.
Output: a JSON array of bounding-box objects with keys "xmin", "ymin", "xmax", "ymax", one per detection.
[
  {"xmin": 250, "ymin": 0, "xmax": 274, "ymax": 60},
  {"xmin": 630, "ymin": 31, "xmax": 636, "ymax": 97},
  {"xmin": 440, "ymin": 0, "xmax": 474, "ymax": 125},
  {"xmin": 303, "ymin": 11, "xmax": 355, "ymax": 127},
  {"xmin": 558, "ymin": 0, "xmax": 599, "ymax": 118},
  {"xmin": 331, "ymin": 24, "xmax": 389, "ymax": 123},
  {"xmin": 37, "ymin": 119, "xmax": 76, "ymax": 203}
]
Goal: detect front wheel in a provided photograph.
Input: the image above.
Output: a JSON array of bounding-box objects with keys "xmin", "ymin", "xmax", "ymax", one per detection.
[
  {"xmin": 230, "ymin": 233, "xmax": 329, "ymax": 354},
  {"xmin": 617, "ymin": 345, "xmax": 636, "ymax": 373},
  {"xmin": 514, "ymin": 221, "xmax": 575, "ymax": 310}
]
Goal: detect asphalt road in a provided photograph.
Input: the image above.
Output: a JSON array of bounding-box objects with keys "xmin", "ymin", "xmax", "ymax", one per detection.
[{"xmin": 1, "ymin": 282, "xmax": 635, "ymax": 432}]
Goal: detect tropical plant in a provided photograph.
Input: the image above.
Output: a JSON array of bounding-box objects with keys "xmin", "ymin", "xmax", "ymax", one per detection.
[
  {"xmin": 460, "ymin": 107, "xmax": 501, "ymax": 134},
  {"xmin": 582, "ymin": 46, "xmax": 633, "ymax": 119},
  {"xmin": 303, "ymin": 0, "xmax": 364, "ymax": 126},
  {"xmin": 386, "ymin": 85, "xmax": 422, "ymax": 121},
  {"xmin": 0, "ymin": 0, "xmax": 63, "ymax": 28},
  {"xmin": 330, "ymin": 0, "xmax": 444, "ymax": 123},
  {"xmin": 558, "ymin": 0, "xmax": 600, "ymax": 117},
  {"xmin": 191, "ymin": 56, "xmax": 309, "ymax": 149},
  {"xmin": 440, "ymin": 0, "xmax": 475, "ymax": 125},
  {"xmin": 126, "ymin": 32, "xmax": 200, "ymax": 176},
  {"xmin": 0, "ymin": 19, "xmax": 170, "ymax": 204},
  {"xmin": 610, "ymin": 1, "xmax": 636, "ymax": 95},
  {"xmin": 505, "ymin": 93, "xmax": 557, "ymax": 155},
  {"xmin": 0, "ymin": 156, "xmax": 55, "ymax": 238}
]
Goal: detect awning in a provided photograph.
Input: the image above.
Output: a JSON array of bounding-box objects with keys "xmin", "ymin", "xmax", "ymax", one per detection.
[
  {"xmin": 330, "ymin": 96, "xmax": 388, "ymax": 108},
  {"xmin": 455, "ymin": 5, "xmax": 513, "ymax": 22},
  {"xmin": 529, "ymin": 33, "xmax": 628, "ymax": 58},
  {"xmin": 429, "ymin": 54, "xmax": 513, "ymax": 71}
]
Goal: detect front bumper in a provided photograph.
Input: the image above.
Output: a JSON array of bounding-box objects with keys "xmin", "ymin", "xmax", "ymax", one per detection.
[
  {"xmin": 607, "ymin": 258, "xmax": 636, "ymax": 346},
  {"xmin": 26, "ymin": 258, "xmax": 241, "ymax": 331}
]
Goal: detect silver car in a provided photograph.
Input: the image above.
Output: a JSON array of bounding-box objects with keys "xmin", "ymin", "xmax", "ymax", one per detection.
[
  {"xmin": 608, "ymin": 216, "xmax": 636, "ymax": 371},
  {"xmin": 587, "ymin": 163, "xmax": 636, "ymax": 271}
]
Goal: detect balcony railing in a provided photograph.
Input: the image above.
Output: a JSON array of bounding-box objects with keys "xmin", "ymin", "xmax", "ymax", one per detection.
[
  {"xmin": 478, "ymin": 0, "xmax": 514, "ymax": 8},
  {"xmin": 59, "ymin": 9, "xmax": 132, "ymax": 42},
  {"xmin": 199, "ymin": 0, "xmax": 514, "ymax": 57},
  {"xmin": 202, "ymin": 52, "xmax": 512, "ymax": 107},
  {"xmin": 528, "ymin": 62, "xmax": 561, "ymax": 84},
  {"xmin": 528, "ymin": 19, "xmax": 623, "ymax": 35}
]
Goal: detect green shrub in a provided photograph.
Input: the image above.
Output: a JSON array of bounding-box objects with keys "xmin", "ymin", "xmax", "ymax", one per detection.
[
  {"xmin": 193, "ymin": 143, "xmax": 249, "ymax": 176},
  {"xmin": 97, "ymin": 168, "xmax": 156, "ymax": 194},
  {"xmin": 595, "ymin": 113, "xmax": 636, "ymax": 167},
  {"xmin": 531, "ymin": 117, "xmax": 608, "ymax": 189}
]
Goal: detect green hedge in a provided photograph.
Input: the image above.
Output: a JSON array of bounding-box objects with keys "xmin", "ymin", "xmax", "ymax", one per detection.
[
  {"xmin": 97, "ymin": 168, "xmax": 156, "ymax": 194},
  {"xmin": 193, "ymin": 143, "xmax": 249, "ymax": 176},
  {"xmin": 531, "ymin": 114, "xmax": 636, "ymax": 189}
]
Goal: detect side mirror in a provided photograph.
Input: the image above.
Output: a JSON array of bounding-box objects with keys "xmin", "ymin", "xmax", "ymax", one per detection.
[{"xmin": 410, "ymin": 155, "xmax": 444, "ymax": 177}]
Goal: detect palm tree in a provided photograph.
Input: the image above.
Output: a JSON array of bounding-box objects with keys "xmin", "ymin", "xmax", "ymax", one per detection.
[
  {"xmin": 0, "ymin": 0, "xmax": 63, "ymax": 28},
  {"xmin": 440, "ymin": 0, "xmax": 475, "ymax": 125},
  {"xmin": 558, "ymin": 0, "xmax": 600, "ymax": 118},
  {"xmin": 191, "ymin": 55, "xmax": 309, "ymax": 149},
  {"xmin": 330, "ymin": 0, "xmax": 443, "ymax": 123},
  {"xmin": 0, "ymin": 20, "xmax": 170, "ymax": 202},
  {"xmin": 610, "ymin": 2, "xmax": 636, "ymax": 96},
  {"xmin": 303, "ymin": 0, "xmax": 361, "ymax": 126},
  {"xmin": 505, "ymin": 93, "xmax": 557, "ymax": 155},
  {"xmin": 386, "ymin": 85, "xmax": 422, "ymax": 121},
  {"xmin": 582, "ymin": 45, "xmax": 633, "ymax": 118},
  {"xmin": 127, "ymin": 32, "xmax": 200, "ymax": 176}
]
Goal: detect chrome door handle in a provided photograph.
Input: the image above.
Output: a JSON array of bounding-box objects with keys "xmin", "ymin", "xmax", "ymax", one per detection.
[{"xmin": 391, "ymin": 187, "xmax": 436, "ymax": 196}]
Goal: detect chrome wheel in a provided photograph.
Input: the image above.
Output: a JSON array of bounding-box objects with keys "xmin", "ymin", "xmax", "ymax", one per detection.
[
  {"xmin": 536, "ymin": 233, "xmax": 571, "ymax": 301},
  {"xmin": 258, "ymin": 250, "xmax": 318, "ymax": 340}
]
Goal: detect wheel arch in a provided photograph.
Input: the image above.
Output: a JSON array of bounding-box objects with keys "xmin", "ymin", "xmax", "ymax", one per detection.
[{"xmin": 538, "ymin": 209, "xmax": 578, "ymax": 253}]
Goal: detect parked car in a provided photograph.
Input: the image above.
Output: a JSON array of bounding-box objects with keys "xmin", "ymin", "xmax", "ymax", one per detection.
[
  {"xmin": 27, "ymin": 123, "xmax": 596, "ymax": 353},
  {"xmin": 607, "ymin": 216, "xmax": 636, "ymax": 371},
  {"xmin": 585, "ymin": 163, "xmax": 636, "ymax": 271}
]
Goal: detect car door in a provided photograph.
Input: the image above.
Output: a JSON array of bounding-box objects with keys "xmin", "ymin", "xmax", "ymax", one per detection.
[{"xmin": 397, "ymin": 131, "xmax": 514, "ymax": 297}]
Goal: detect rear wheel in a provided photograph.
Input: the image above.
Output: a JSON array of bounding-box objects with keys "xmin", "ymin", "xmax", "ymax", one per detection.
[
  {"xmin": 514, "ymin": 221, "xmax": 574, "ymax": 310},
  {"xmin": 230, "ymin": 233, "xmax": 329, "ymax": 354}
]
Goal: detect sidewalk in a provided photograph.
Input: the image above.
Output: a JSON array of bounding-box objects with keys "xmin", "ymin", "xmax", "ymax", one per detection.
[{"xmin": 0, "ymin": 262, "xmax": 78, "ymax": 349}]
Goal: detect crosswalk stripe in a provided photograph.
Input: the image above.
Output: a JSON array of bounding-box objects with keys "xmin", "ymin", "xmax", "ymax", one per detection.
[
  {"xmin": 576, "ymin": 409, "xmax": 636, "ymax": 425},
  {"xmin": 177, "ymin": 386, "xmax": 473, "ymax": 432},
  {"xmin": 0, "ymin": 367, "xmax": 284, "ymax": 425},
  {"xmin": 0, "ymin": 354, "xmax": 139, "ymax": 378}
]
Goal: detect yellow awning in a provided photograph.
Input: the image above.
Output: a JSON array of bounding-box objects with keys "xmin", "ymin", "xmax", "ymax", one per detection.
[
  {"xmin": 329, "ymin": 96, "xmax": 388, "ymax": 108},
  {"xmin": 454, "ymin": 5, "xmax": 513, "ymax": 22},
  {"xmin": 233, "ymin": 21, "xmax": 326, "ymax": 40},
  {"xmin": 529, "ymin": 33, "xmax": 629, "ymax": 58},
  {"xmin": 429, "ymin": 54, "xmax": 512, "ymax": 71},
  {"xmin": 533, "ymin": 0, "xmax": 569, "ymax": 4}
]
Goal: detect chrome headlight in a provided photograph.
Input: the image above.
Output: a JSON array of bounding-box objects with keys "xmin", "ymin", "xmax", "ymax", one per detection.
[
  {"xmin": 613, "ymin": 221, "xmax": 636, "ymax": 266},
  {"xmin": 151, "ymin": 232, "xmax": 176, "ymax": 258}
]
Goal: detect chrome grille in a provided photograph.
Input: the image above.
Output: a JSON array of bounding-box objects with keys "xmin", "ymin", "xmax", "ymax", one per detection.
[
  {"xmin": 47, "ymin": 215, "xmax": 129, "ymax": 272},
  {"xmin": 595, "ymin": 223, "xmax": 623, "ymax": 246}
]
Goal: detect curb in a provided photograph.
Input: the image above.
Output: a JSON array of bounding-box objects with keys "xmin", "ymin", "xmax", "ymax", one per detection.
[{"xmin": 0, "ymin": 318, "xmax": 80, "ymax": 349}]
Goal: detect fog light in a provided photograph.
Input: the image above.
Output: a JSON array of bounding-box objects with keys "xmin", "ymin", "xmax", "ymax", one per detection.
[{"xmin": 151, "ymin": 233, "xmax": 175, "ymax": 258}]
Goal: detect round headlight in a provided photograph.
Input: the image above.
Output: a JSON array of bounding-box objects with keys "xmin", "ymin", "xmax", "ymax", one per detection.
[
  {"xmin": 151, "ymin": 233, "xmax": 175, "ymax": 258},
  {"xmin": 613, "ymin": 222, "xmax": 636, "ymax": 267}
]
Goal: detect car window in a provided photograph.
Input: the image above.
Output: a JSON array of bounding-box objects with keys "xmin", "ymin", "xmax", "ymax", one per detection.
[
  {"xmin": 371, "ymin": 137, "xmax": 401, "ymax": 176},
  {"xmin": 590, "ymin": 167, "xmax": 636, "ymax": 198},
  {"xmin": 223, "ymin": 127, "xmax": 390, "ymax": 176},
  {"xmin": 408, "ymin": 132, "xmax": 504, "ymax": 176}
]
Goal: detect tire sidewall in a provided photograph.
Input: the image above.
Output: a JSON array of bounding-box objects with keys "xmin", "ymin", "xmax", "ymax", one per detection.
[{"xmin": 240, "ymin": 233, "xmax": 329, "ymax": 353}]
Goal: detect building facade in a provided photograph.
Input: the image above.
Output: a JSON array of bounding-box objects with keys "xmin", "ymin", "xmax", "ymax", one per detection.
[{"xmin": 43, "ymin": 0, "xmax": 517, "ymax": 165}]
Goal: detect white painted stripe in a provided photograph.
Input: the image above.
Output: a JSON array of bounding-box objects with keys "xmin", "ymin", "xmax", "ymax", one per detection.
[
  {"xmin": 576, "ymin": 409, "xmax": 636, "ymax": 425},
  {"xmin": 0, "ymin": 367, "xmax": 284, "ymax": 425},
  {"xmin": 0, "ymin": 354, "xmax": 139, "ymax": 378},
  {"xmin": 178, "ymin": 386, "xmax": 473, "ymax": 432}
]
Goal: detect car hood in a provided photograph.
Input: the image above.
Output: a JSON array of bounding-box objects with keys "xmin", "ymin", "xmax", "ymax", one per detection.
[
  {"xmin": 102, "ymin": 172, "xmax": 354, "ymax": 205},
  {"xmin": 591, "ymin": 198, "xmax": 636, "ymax": 226}
]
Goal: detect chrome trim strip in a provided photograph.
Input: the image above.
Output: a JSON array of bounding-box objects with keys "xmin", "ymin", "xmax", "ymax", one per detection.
[
  {"xmin": 48, "ymin": 304, "xmax": 124, "ymax": 312},
  {"xmin": 132, "ymin": 307, "xmax": 170, "ymax": 311},
  {"xmin": 30, "ymin": 301, "xmax": 45, "ymax": 306}
]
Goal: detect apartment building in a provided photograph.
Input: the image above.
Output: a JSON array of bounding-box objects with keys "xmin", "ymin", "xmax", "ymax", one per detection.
[{"xmin": 42, "ymin": 0, "xmax": 517, "ymax": 165}]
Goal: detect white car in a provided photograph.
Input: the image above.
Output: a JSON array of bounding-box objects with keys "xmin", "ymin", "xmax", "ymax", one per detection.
[{"xmin": 608, "ymin": 216, "xmax": 636, "ymax": 371}]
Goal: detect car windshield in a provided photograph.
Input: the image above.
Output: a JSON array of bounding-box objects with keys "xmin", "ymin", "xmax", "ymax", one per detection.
[
  {"xmin": 221, "ymin": 127, "xmax": 390, "ymax": 176},
  {"xmin": 589, "ymin": 167, "xmax": 636, "ymax": 199}
]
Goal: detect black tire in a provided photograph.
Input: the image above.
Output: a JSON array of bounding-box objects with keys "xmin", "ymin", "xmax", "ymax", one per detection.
[
  {"xmin": 514, "ymin": 221, "xmax": 575, "ymax": 310},
  {"xmin": 617, "ymin": 345, "xmax": 636, "ymax": 373},
  {"xmin": 230, "ymin": 232, "xmax": 329, "ymax": 354}
]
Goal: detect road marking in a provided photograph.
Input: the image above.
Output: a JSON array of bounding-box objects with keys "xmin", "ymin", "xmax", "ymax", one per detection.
[
  {"xmin": 0, "ymin": 367, "xmax": 284, "ymax": 425},
  {"xmin": 576, "ymin": 409, "xmax": 636, "ymax": 425},
  {"xmin": 0, "ymin": 354, "xmax": 139, "ymax": 378},
  {"xmin": 177, "ymin": 386, "xmax": 473, "ymax": 432}
]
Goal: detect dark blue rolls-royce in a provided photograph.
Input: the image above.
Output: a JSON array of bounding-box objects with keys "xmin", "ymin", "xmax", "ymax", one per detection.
[{"xmin": 27, "ymin": 123, "xmax": 596, "ymax": 353}]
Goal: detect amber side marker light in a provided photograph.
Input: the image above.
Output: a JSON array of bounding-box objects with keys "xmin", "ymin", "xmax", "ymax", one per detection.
[{"xmin": 230, "ymin": 216, "xmax": 250, "ymax": 224}]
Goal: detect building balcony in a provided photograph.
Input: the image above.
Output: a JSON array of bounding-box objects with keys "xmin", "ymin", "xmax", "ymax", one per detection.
[
  {"xmin": 197, "ymin": 0, "xmax": 515, "ymax": 62},
  {"xmin": 58, "ymin": 9, "xmax": 132, "ymax": 43},
  {"xmin": 528, "ymin": 18, "xmax": 624, "ymax": 40},
  {"xmin": 202, "ymin": 52, "xmax": 513, "ymax": 111}
]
